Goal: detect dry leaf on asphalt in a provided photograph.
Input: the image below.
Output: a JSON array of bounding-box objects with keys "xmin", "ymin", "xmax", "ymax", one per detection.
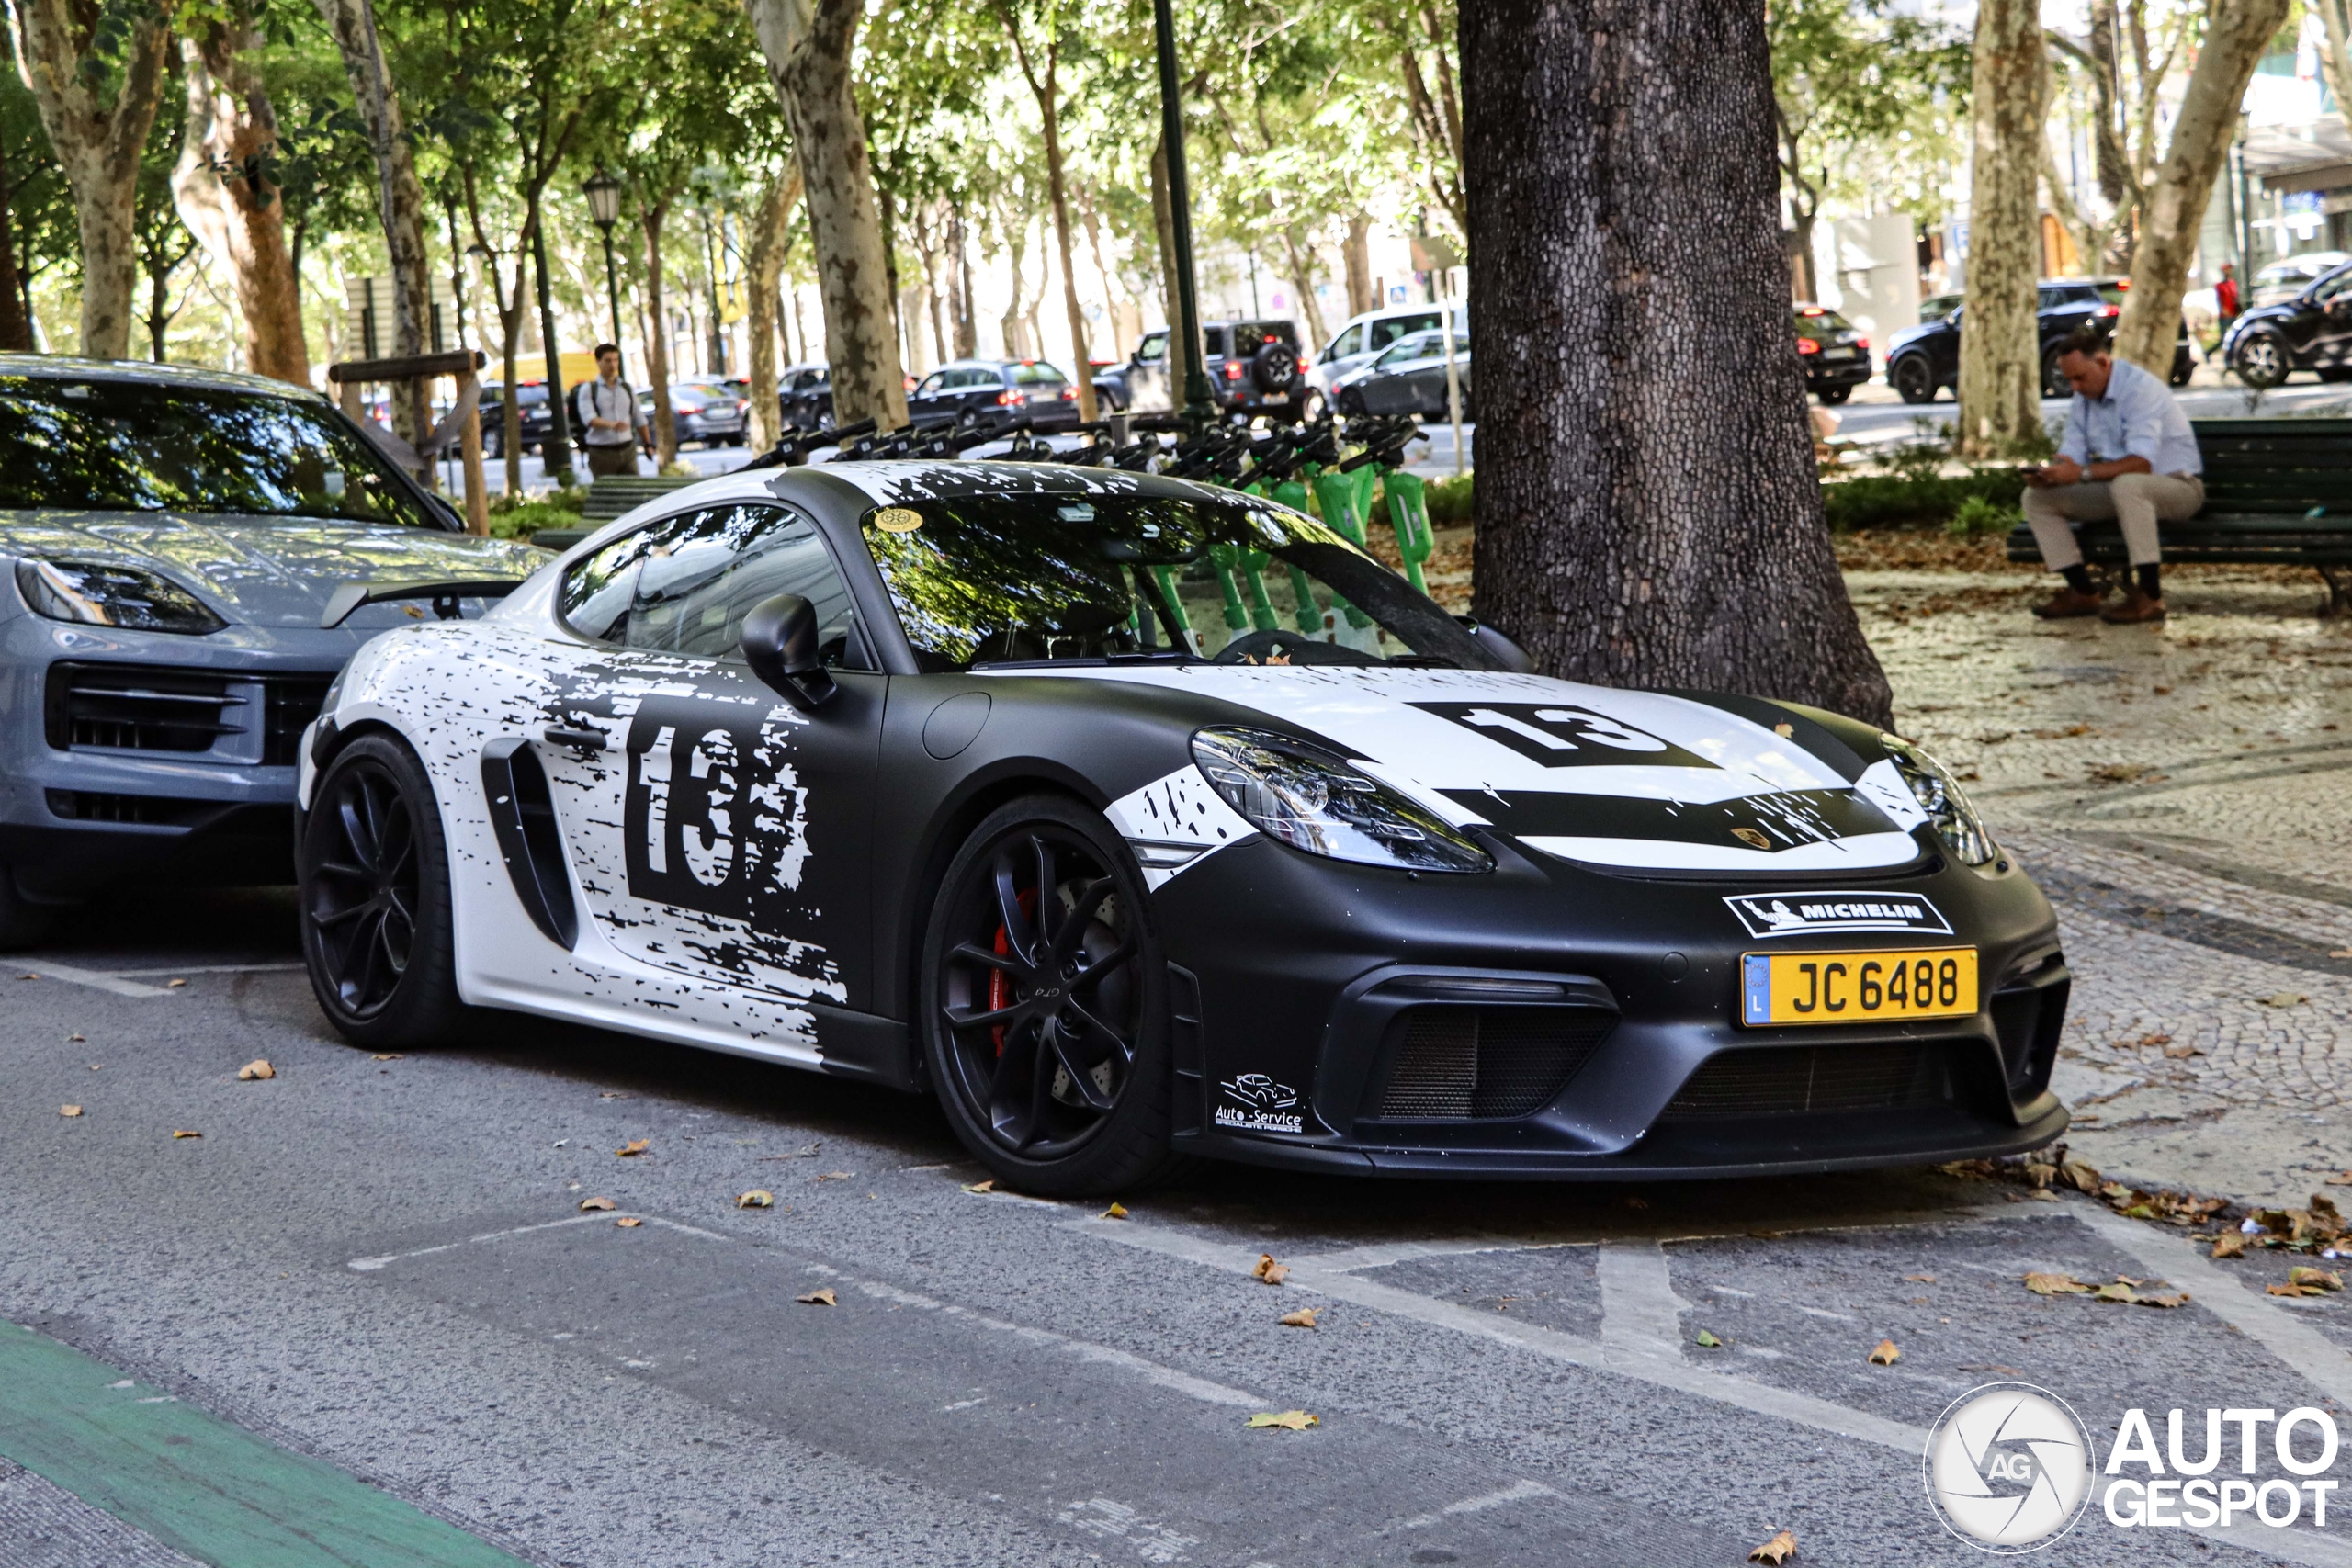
[
  {"xmin": 1244, "ymin": 1410, "xmax": 1318, "ymax": 1430},
  {"xmin": 165, "ymin": 978, "xmax": 187, "ymax": 988},
  {"xmin": 2290, "ymin": 1266, "xmax": 2345, "ymax": 1292},
  {"xmin": 578, "ymin": 1197, "xmax": 616, "ymax": 1212},
  {"xmin": 2163, "ymin": 1044, "xmax": 2202, "ymax": 1059},
  {"xmin": 65, "ymin": 1033, "xmax": 83, "ymax": 1043},
  {"xmin": 1748, "ymin": 1529, "xmax": 1798, "ymax": 1563},
  {"xmin": 2212, "ymin": 1233, "xmax": 2249, "ymax": 1259},
  {"xmin": 961, "ymin": 1179, "xmax": 995, "ymax": 1194},
  {"xmin": 237, "ymin": 1059, "xmax": 274, "ymax": 1081},
  {"xmin": 2092, "ymin": 1282, "xmax": 2137, "ymax": 1303},
  {"xmin": 1695, "ymin": 1329, "xmax": 1723, "ymax": 1348},
  {"xmin": 371, "ymin": 1054, "xmax": 401, "ymax": 1061},
  {"xmin": 1280, "ymin": 1307, "xmax": 1318, "ymax": 1328},
  {"xmin": 813, "ymin": 1170, "xmax": 851, "ymax": 1181},
  {"xmin": 1252, "ymin": 1254, "xmax": 1291, "ymax": 1286},
  {"xmin": 2023, "ymin": 1271, "xmax": 2091, "ymax": 1295},
  {"xmin": 796, "ymin": 1287, "xmax": 837, "ymax": 1306},
  {"xmin": 2326, "ymin": 1172, "xmax": 2352, "ymax": 1187},
  {"xmin": 616, "ymin": 1139, "xmax": 650, "ymax": 1157},
  {"xmin": 59, "ymin": 1105, "xmax": 80, "ymax": 1117},
  {"xmin": 615, "ymin": 1217, "xmax": 642, "ymax": 1228},
  {"xmin": 171, "ymin": 1130, "xmax": 201, "ymax": 1139},
  {"xmin": 1868, "ymin": 1339, "xmax": 1901, "ymax": 1365},
  {"xmin": 1102, "ymin": 1201, "xmax": 1129, "ymax": 1220},
  {"xmin": 1904, "ymin": 1274, "xmax": 1937, "ymax": 1283},
  {"xmin": 737, "ymin": 1190, "xmax": 775, "ymax": 1209}
]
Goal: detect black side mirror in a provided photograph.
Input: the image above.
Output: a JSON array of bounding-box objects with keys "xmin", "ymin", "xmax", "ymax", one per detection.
[{"xmin": 741, "ymin": 593, "xmax": 838, "ymax": 711}]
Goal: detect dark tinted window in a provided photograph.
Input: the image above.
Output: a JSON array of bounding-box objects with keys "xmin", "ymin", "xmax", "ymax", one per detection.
[
  {"xmin": 1234, "ymin": 321, "xmax": 1300, "ymax": 351},
  {"xmin": 1368, "ymin": 313, "xmax": 1441, "ymax": 350},
  {"xmin": 1203, "ymin": 326, "xmax": 1228, "ymax": 357},
  {"xmin": 0, "ymin": 377, "xmax": 435, "ymax": 526},
  {"xmin": 561, "ymin": 503, "xmax": 865, "ymax": 665},
  {"xmin": 1011, "ymin": 362, "xmax": 1067, "ymax": 386},
  {"xmin": 1135, "ymin": 333, "xmax": 1168, "ymax": 364},
  {"xmin": 1793, "ymin": 309, "xmax": 1854, "ymax": 333}
]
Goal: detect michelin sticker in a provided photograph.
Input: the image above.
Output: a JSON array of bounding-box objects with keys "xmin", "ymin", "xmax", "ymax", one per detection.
[
  {"xmin": 1216, "ymin": 1073, "xmax": 1304, "ymax": 1134},
  {"xmin": 1724, "ymin": 890, "xmax": 1954, "ymax": 939}
]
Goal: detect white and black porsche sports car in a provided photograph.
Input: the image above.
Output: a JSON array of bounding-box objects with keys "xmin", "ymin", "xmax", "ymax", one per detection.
[{"xmin": 294, "ymin": 460, "xmax": 2070, "ymax": 1193}]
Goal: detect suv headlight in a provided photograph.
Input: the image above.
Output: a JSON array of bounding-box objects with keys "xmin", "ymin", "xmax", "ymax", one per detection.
[
  {"xmin": 1192, "ymin": 727, "xmax": 1491, "ymax": 874},
  {"xmin": 1883, "ymin": 735, "xmax": 1996, "ymax": 866},
  {"xmin": 17, "ymin": 558, "xmax": 225, "ymax": 635}
]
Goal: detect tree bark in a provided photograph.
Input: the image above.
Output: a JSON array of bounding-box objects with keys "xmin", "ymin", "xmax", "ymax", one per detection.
[
  {"xmin": 1279, "ymin": 223, "xmax": 1329, "ymax": 346},
  {"xmin": 172, "ymin": 12, "xmax": 309, "ymax": 386},
  {"xmin": 744, "ymin": 162, "xmax": 802, "ymax": 453},
  {"xmin": 7, "ymin": 0, "xmax": 175, "ymax": 358},
  {"xmin": 741, "ymin": 0, "xmax": 907, "ymax": 428},
  {"xmin": 996, "ymin": 6, "xmax": 1097, "ymax": 419},
  {"xmin": 0, "ymin": 190, "xmax": 24, "ymax": 351},
  {"xmin": 312, "ymin": 0, "xmax": 432, "ymax": 449},
  {"xmin": 1343, "ymin": 211, "xmax": 1373, "ymax": 317},
  {"xmin": 1080, "ymin": 189, "xmax": 1127, "ymax": 359},
  {"xmin": 1000, "ymin": 214, "xmax": 1030, "ymax": 358},
  {"xmin": 639, "ymin": 191, "xmax": 678, "ymax": 465},
  {"xmin": 1461, "ymin": 0, "xmax": 1892, "ymax": 725},
  {"xmin": 1954, "ymin": 0, "xmax": 2049, "ymax": 460},
  {"xmin": 2115, "ymin": 0, "xmax": 2287, "ymax": 373},
  {"xmin": 1149, "ymin": 133, "xmax": 1191, "ymax": 397},
  {"xmin": 947, "ymin": 203, "xmax": 977, "ymax": 356}
]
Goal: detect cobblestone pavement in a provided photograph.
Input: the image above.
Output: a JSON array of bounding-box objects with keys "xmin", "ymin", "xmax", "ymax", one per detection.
[{"xmin": 1853, "ymin": 552, "xmax": 2352, "ymax": 1206}]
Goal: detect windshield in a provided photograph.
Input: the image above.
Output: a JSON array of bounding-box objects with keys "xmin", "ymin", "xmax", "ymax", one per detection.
[
  {"xmin": 0, "ymin": 378, "xmax": 436, "ymax": 526},
  {"xmin": 858, "ymin": 490, "xmax": 1484, "ymax": 672}
]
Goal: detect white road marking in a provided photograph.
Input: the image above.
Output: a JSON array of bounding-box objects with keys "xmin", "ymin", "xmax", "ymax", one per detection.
[
  {"xmin": 108, "ymin": 962, "xmax": 307, "ymax": 977},
  {"xmin": 1399, "ymin": 1478, "xmax": 1557, "ymax": 1529},
  {"xmin": 1066, "ymin": 1218, "xmax": 1927, "ymax": 1452},
  {"xmin": 345, "ymin": 1211, "xmax": 724, "ymax": 1271},
  {"xmin": 18, "ymin": 962, "xmax": 179, "ymax": 998},
  {"xmin": 1596, "ymin": 1239, "xmax": 1689, "ymax": 1358}
]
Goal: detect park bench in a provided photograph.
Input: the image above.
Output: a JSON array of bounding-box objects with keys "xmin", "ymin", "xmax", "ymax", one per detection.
[
  {"xmin": 526, "ymin": 472, "xmax": 702, "ymax": 551},
  {"xmin": 2006, "ymin": 417, "xmax": 2352, "ymax": 616}
]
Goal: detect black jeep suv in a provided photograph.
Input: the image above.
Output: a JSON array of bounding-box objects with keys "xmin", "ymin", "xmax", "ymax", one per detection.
[{"xmin": 1091, "ymin": 319, "xmax": 1307, "ymax": 417}]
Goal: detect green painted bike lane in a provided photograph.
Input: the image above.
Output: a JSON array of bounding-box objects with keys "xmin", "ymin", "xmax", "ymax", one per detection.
[{"xmin": 0, "ymin": 1318, "xmax": 529, "ymax": 1568}]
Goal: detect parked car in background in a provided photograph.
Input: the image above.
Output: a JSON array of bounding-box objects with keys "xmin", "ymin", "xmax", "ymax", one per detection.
[
  {"xmin": 639, "ymin": 381, "xmax": 749, "ymax": 448},
  {"xmin": 1092, "ymin": 320, "xmax": 1307, "ymax": 418},
  {"xmin": 1917, "ymin": 293, "xmax": 1962, "ymax": 324},
  {"xmin": 0, "ymin": 357, "xmax": 546, "ymax": 945},
  {"xmin": 1795, "ymin": 304, "xmax": 1871, "ymax": 405},
  {"xmin": 2250, "ymin": 251, "xmax": 2351, "ymax": 308},
  {"xmin": 2222, "ymin": 260, "xmax": 2352, "ymax": 387},
  {"xmin": 1305, "ymin": 305, "xmax": 1451, "ymax": 417},
  {"xmin": 1883, "ymin": 277, "xmax": 2193, "ymax": 403},
  {"xmin": 778, "ymin": 362, "xmax": 833, "ymax": 432},
  {"xmin": 906, "ymin": 359, "xmax": 1082, "ymax": 431},
  {"xmin": 1331, "ymin": 328, "xmax": 1471, "ymax": 420},
  {"xmin": 476, "ymin": 381, "xmax": 556, "ymax": 460}
]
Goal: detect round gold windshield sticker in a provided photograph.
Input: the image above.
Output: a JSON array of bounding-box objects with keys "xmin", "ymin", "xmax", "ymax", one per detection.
[{"xmin": 873, "ymin": 507, "xmax": 924, "ymax": 533}]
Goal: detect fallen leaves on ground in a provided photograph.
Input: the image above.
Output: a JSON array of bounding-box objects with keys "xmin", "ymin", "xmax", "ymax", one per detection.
[
  {"xmin": 2212, "ymin": 1233, "xmax": 2249, "ymax": 1259},
  {"xmin": 796, "ymin": 1287, "xmax": 836, "ymax": 1306},
  {"xmin": 615, "ymin": 1139, "xmax": 650, "ymax": 1157},
  {"xmin": 597, "ymin": 1091, "xmax": 631, "ymax": 1100},
  {"xmin": 1245, "ymin": 1410, "xmax": 1317, "ymax": 1430},
  {"xmin": 1904, "ymin": 1273, "xmax": 1937, "ymax": 1284},
  {"xmin": 2327, "ymin": 1172, "xmax": 2352, "ymax": 1187},
  {"xmin": 2260, "ymin": 992, "xmax": 2309, "ymax": 1008},
  {"xmin": 171, "ymin": 1129, "xmax": 201, "ymax": 1139},
  {"xmin": 1748, "ymin": 1529, "xmax": 1798, "ymax": 1564},
  {"xmin": 1280, "ymin": 1307, "xmax": 1318, "ymax": 1328},
  {"xmin": 2269, "ymin": 1267, "xmax": 2346, "ymax": 1299},
  {"xmin": 371, "ymin": 1054, "xmax": 401, "ymax": 1061},
  {"xmin": 237, "ymin": 1059, "xmax": 274, "ymax": 1081},
  {"xmin": 578, "ymin": 1196, "xmax": 616, "ymax": 1212},
  {"xmin": 1101, "ymin": 1201, "xmax": 1128, "ymax": 1220},
  {"xmin": 65, "ymin": 1033, "xmax": 84, "ymax": 1043},
  {"xmin": 812, "ymin": 1170, "xmax": 851, "ymax": 1181},
  {"xmin": 2024, "ymin": 1272, "xmax": 2092, "ymax": 1295},
  {"xmin": 165, "ymin": 978, "xmax": 187, "ymax": 988},
  {"xmin": 737, "ymin": 1190, "xmax": 775, "ymax": 1209},
  {"xmin": 2163, "ymin": 1044, "xmax": 2204, "ymax": 1059},
  {"xmin": 1695, "ymin": 1329, "xmax": 1724, "ymax": 1348},
  {"xmin": 961, "ymin": 1179, "xmax": 995, "ymax": 1194},
  {"xmin": 1252, "ymin": 1253, "xmax": 1291, "ymax": 1286},
  {"xmin": 615, "ymin": 1217, "xmax": 642, "ymax": 1228},
  {"xmin": 1868, "ymin": 1339, "xmax": 1901, "ymax": 1365},
  {"xmin": 59, "ymin": 1105, "xmax": 80, "ymax": 1118},
  {"xmin": 2092, "ymin": 1279, "xmax": 2190, "ymax": 1307}
]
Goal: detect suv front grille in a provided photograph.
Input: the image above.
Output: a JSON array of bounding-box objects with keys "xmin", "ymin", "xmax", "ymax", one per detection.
[
  {"xmin": 45, "ymin": 790, "xmax": 226, "ymax": 828},
  {"xmin": 263, "ymin": 676, "xmax": 334, "ymax": 765},
  {"xmin": 45, "ymin": 662, "xmax": 332, "ymax": 765},
  {"xmin": 1663, "ymin": 1043, "xmax": 1952, "ymax": 1118},
  {"xmin": 1376, "ymin": 1006, "xmax": 1611, "ymax": 1120}
]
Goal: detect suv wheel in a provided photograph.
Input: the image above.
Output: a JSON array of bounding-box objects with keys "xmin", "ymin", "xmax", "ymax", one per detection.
[
  {"xmin": 2040, "ymin": 345, "xmax": 2068, "ymax": 399},
  {"xmin": 1891, "ymin": 355, "xmax": 1937, "ymax": 404},
  {"xmin": 2234, "ymin": 332, "xmax": 2290, "ymax": 389},
  {"xmin": 1250, "ymin": 340, "xmax": 1300, "ymax": 395}
]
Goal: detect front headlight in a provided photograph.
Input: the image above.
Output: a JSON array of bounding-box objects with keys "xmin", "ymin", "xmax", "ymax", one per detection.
[
  {"xmin": 1883, "ymin": 735, "xmax": 1996, "ymax": 866},
  {"xmin": 16, "ymin": 558, "xmax": 225, "ymax": 635},
  {"xmin": 1192, "ymin": 727, "xmax": 1492, "ymax": 874}
]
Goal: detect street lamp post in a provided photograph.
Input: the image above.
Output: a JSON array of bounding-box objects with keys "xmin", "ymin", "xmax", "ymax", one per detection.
[
  {"xmin": 1152, "ymin": 0, "xmax": 1216, "ymax": 430},
  {"xmin": 582, "ymin": 169, "xmax": 626, "ymax": 374}
]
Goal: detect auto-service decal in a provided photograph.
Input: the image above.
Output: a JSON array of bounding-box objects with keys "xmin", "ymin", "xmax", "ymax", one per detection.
[{"xmin": 1216, "ymin": 1073, "xmax": 1304, "ymax": 1134}]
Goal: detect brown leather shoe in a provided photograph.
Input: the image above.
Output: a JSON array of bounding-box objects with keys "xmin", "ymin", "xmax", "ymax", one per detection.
[
  {"xmin": 2100, "ymin": 588, "xmax": 2166, "ymax": 624},
  {"xmin": 2031, "ymin": 586, "xmax": 2107, "ymax": 619}
]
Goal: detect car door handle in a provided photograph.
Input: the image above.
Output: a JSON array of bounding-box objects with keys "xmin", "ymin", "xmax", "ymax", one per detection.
[{"xmin": 543, "ymin": 725, "xmax": 615, "ymax": 751}]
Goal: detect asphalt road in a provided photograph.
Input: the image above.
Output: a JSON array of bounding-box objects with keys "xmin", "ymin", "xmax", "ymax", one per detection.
[{"xmin": 7, "ymin": 888, "xmax": 2352, "ymax": 1566}]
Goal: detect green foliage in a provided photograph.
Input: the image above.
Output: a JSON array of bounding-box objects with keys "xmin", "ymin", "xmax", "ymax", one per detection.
[
  {"xmin": 1770, "ymin": 0, "xmax": 1969, "ymax": 228},
  {"xmin": 485, "ymin": 483, "xmax": 584, "ymax": 538},
  {"xmin": 1419, "ymin": 470, "xmax": 1474, "ymax": 525},
  {"xmin": 1819, "ymin": 468, "xmax": 2026, "ymax": 533},
  {"xmin": 1946, "ymin": 493, "xmax": 2022, "ymax": 538}
]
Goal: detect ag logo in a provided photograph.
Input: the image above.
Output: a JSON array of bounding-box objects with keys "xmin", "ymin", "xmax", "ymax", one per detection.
[
  {"xmin": 1412, "ymin": 702, "xmax": 1718, "ymax": 771},
  {"xmin": 1923, "ymin": 1382, "xmax": 2096, "ymax": 1552}
]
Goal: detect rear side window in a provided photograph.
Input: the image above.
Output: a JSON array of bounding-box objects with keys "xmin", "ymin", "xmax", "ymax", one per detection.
[
  {"xmin": 560, "ymin": 504, "xmax": 866, "ymax": 666},
  {"xmin": 1327, "ymin": 324, "xmax": 1364, "ymax": 359},
  {"xmin": 1203, "ymin": 327, "xmax": 1228, "ymax": 357},
  {"xmin": 1369, "ymin": 313, "xmax": 1440, "ymax": 350},
  {"xmin": 1135, "ymin": 333, "xmax": 1168, "ymax": 364}
]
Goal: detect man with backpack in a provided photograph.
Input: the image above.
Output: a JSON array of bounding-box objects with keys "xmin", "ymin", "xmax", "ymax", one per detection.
[{"xmin": 575, "ymin": 343, "xmax": 648, "ymax": 479}]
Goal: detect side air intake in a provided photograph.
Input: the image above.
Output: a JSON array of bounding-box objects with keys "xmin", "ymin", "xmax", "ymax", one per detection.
[{"xmin": 481, "ymin": 738, "xmax": 578, "ymax": 949}]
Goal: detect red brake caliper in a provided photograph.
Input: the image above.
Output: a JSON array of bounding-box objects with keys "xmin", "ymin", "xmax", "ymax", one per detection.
[{"xmin": 989, "ymin": 887, "xmax": 1042, "ymax": 1056}]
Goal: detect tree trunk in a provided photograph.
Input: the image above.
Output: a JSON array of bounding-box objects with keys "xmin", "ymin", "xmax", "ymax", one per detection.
[
  {"xmin": 947, "ymin": 204, "xmax": 977, "ymax": 356},
  {"xmin": 1343, "ymin": 212, "xmax": 1373, "ymax": 317},
  {"xmin": 312, "ymin": 0, "xmax": 432, "ymax": 450},
  {"xmin": 997, "ymin": 11, "xmax": 1097, "ymax": 420},
  {"xmin": 1955, "ymin": 0, "xmax": 2049, "ymax": 460},
  {"xmin": 7, "ymin": 0, "xmax": 175, "ymax": 358},
  {"xmin": 1461, "ymin": 0, "xmax": 1892, "ymax": 725},
  {"xmin": 640, "ymin": 194, "xmax": 678, "ymax": 465},
  {"xmin": 1279, "ymin": 224, "xmax": 1329, "ymax": 347},
  {"xmin": 1149, "ymin": 133, "xmax": 1191, "ymax": 396},
  {"xmin": 1789, "ymin": 207, "xmax": 1818, "ymax": 302},
  {"xmin": 2115, "ymin": 0, "xmax": 2287, "ymax": 374},
  {"xmin": 1000, "ymin": 218, "xmax": 1029, "ymax": 358},
  {"xmin": 1080, "ymin": 190, "xmax": 1127, "ymax": 359},
  {"xmin": 745, "ymin": 163, "xmax": 801, "ymax": 452},
  {"xmin": 741, "ymin": 0, "xmax": 907, "ymax": 429},
  {"xmin": 172, "ymin": 14, "xmax": 309, "ymax": 386},
  {"xmin": 0, "ymin": 179, "xmax": 27, "ymax": 352}
]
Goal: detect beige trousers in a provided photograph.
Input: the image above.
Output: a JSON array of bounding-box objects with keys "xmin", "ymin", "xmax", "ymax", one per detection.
[{"xmin": 2022, "ymin": 472, "xmax": 2205, "ymax": 570}]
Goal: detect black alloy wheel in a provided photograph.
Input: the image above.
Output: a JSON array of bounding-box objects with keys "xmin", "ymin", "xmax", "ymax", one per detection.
[
  {"xmin": 1892, "ymin": 355, "xmax": 1937, "ymax": 404},
  {"xmin": 1817, "ymin": 383, "xmax": 1853, "ymax": 405},
  {"xmin": 298, "ymin": 734, "xmax": 467, "ymax": 1047},
  {"xmin": 2233, "ymin": 332, "xmax": 2290, "ymax": 389},
  {"xmin": 922, "ymin": 795, "xmax": 1178, "ymax": 1195},
  {"xmin": 2040, "ymin": 345, "xmax": 2068, "ymax": 399}
]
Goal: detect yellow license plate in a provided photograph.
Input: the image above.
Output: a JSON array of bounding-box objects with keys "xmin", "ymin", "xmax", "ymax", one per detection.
[{"xmin": 1740, "ymin": 948, "xmax": 1977, "ymax": 1026}]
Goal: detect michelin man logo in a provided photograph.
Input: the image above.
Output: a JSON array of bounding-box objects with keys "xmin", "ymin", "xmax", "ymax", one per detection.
[{"xmin": 1923, "ymin": 1383, "xmax": 2096, "ymax": 1552}]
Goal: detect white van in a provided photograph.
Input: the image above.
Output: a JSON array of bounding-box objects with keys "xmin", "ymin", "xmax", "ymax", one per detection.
[{"xmin": 1307, "ymin": 304, "xmax": 1455, "ymax": 412}]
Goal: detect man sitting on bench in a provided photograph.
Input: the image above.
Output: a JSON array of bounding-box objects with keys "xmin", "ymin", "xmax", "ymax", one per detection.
[{"xmin": 2021, "ymin": 324, "xmax": 2204, "ymax": 625}]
